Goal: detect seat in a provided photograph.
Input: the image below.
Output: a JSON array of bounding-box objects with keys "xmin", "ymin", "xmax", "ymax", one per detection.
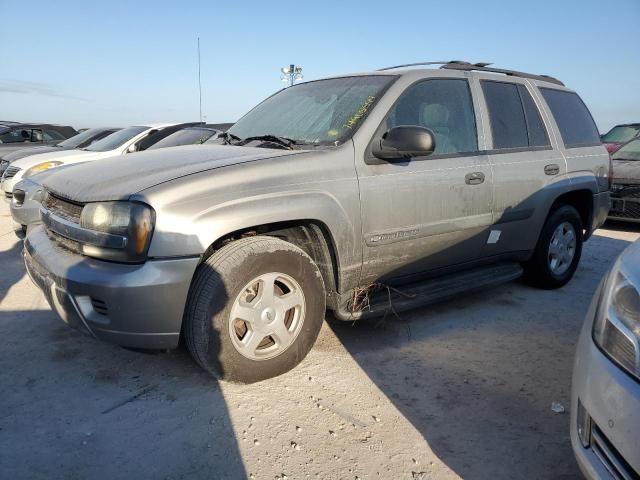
[{"xmin": 421, "ymin": 104, "xmax": 457, "ymax": 154}]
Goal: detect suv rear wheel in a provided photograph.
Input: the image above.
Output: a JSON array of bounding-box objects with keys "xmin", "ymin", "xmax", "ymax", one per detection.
[
  {"xmin": 524, "ymin": 205, "xmax": 584, "ymax": 289},
  {"xmin": 184, "ymin": 236, "xmax": 326, "ymax": 383}
]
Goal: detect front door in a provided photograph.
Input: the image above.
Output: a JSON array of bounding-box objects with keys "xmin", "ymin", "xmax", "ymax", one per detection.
[{"xmin": 356, "ymin": 77, "xmax": 494, "ymax": 284}]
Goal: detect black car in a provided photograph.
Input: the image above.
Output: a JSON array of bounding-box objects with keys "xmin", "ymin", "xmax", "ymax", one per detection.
[
  {"xmin": 0, "ymin": 123, "xmax": 77, "ymax": 155},
  {"xmin": 146, "ymin": 125, "xmax": 223, "ymax": 150},
  {"xmin": 0, "ymin": 127, "xmax": 120, "ymax": 175},
  {"xmin": 609, "ymin": 137, "xmax": 640, "ymax": 223}
]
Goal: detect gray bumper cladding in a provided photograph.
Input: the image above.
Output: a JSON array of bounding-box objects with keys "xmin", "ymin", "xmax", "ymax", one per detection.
[{"xmin": 23, "ymin": 225, "xmax": 200, "ymax": 349}]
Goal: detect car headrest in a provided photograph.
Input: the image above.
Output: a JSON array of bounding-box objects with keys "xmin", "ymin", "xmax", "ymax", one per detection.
[{"xmin": 421, "ymin": 104, "xmax": 450, "ymax": 127}]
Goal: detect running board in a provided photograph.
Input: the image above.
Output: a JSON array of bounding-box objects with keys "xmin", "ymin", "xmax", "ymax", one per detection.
[{"xmin": 333, "ymin": 262, "xmax": 524, "ymax": 321}]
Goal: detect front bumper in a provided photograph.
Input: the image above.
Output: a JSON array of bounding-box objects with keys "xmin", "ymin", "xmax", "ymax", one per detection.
[
  {"xmin": 571, "ymin": 284, "xmax": 640, "ymax": 479},
  {"xmin": 24, "ymin": 225, "xmax": 200, "ymax": 349},
  {"xmin": 9, "ymin": 179, "xmax": 43, "ymax": 227}
]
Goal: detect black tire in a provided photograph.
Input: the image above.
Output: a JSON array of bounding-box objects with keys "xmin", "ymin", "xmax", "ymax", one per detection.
[
  {"xmin": 524, "ymin": 205, "xmax": 583, "ymax": 289},
  {"xmin": 184, "ymin": 236, "xmax": 326, "ymax": 383}
]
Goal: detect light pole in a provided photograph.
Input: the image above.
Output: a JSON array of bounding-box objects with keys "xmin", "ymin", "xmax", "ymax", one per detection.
[{"xmin": 281, "ymin": 64, "xmax": 303, "ymax": 87}]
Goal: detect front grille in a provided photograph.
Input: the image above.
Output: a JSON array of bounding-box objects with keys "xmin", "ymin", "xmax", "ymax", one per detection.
[
  {"xmin": 610, "ymin": 198, "xmax": 640, "ymax": 220},
  {"xmin": 3, "ymin": 165, "xmax": 20, "ymax": 179},
  {"xmin": 43, "ymin": 192, "xmax": 84, "ymax": 223},
  {"xmin": 612, "ymin": 184, "xmax": 640, "ymax": 199},
  {"xmin": 590, "ymin": 423, "xmax": 639, "ymax": 480},
  {"xmin": 45, "ymin": 228, "xmax": 83, "ymax": 255}
]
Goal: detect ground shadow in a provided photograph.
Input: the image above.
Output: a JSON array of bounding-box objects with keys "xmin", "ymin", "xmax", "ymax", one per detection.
[
  {"xmin": 0, "ymin": 230, "xmax": 26, "ymax": 305},
  {"xmin": 603, "ymin": 219, "xmax": 640, "ymax": 233},
  {"xmin": 0, "ymin": 252, "xmax": 247, "ymax": 479},
  {"xmin": 326, "ymin": 232, "xmax": 633, "ymax": 479}
]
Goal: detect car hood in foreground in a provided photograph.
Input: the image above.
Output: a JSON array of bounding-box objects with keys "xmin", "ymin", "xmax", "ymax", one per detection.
[
  {"xmin": 42, "ymin": 145, "xmax": 306, "ymax": 203},
  {"xmin": 612, "ymin": 159, "xmax": 640, "ymax": 185}
]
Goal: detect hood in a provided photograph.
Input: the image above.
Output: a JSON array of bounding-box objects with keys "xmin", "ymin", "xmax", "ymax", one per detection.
[
  {"xmin": 42, "ymin": 144, "xmax": 305, "ymax": 202},
  {"xmin": 2, "ymin": 145, "xmax": 69, "ymax": 162},
  {"xmin": 612, "ymin": 159, "xmax": 640, "ymax": 185}
]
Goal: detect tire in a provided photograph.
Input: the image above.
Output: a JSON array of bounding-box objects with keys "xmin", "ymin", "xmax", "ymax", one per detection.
[
  {"xmin": 524, "ymin": 205, "xmax": 583, "ymax": 289},
  {"xmin": 184, "ymin": 236, "xmax": 326, "ymax": 383}
]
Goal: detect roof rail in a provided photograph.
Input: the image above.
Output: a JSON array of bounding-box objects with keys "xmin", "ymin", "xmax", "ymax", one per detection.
[
  {"xmin": 440, "ymin": 61, "xmax": 564, "ymax": 86},
  {"xmin": 377, "ymin": 61, "xmax": 468, "ymax": 71},
  {"xmin": 377, "ymin": 60, "xmax": 564, "ymax": 86}
]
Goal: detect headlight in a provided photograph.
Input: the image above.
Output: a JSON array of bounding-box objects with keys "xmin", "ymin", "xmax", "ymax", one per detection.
[
  {"xmin": 24, "ymin": 161, "xmax": 63, "ymax": 178},
  {"xmin": 593, "ymin": 259, "xmax": 640, "ymax": 381},
  {"xmin": 79, "ymin": 201, "xmax": 155, "ymax": 262}
]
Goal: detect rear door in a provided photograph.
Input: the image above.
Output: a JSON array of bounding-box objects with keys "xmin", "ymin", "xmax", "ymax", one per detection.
[{"xmin": 476, "ymin": 76, "xmax": 565, "ymax": 256}]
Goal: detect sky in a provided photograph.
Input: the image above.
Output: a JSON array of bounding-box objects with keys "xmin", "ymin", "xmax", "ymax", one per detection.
[{"xmin": 1, "ymin": 0, "xmax": 638, "ymax": 132}]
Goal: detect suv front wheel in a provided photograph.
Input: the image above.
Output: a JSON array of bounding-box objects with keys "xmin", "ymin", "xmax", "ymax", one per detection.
[
  {"xmin": 184, "ymin": 236, "xmax": 326, "ymax": 383},
  {"xmin": 524, "ymin": 205, "xmax": 584, "ymax": 289}
]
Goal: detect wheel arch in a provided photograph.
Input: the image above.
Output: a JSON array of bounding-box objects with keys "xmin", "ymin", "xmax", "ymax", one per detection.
[{"xmin": 186, "ymin": 191, "xmax": 359, "ymax": 299}]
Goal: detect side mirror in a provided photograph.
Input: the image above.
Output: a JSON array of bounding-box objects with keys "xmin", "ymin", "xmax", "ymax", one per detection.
[
  {"xmin": 126, "ymin": 144, "xmax": 138, "ymax": 153},
  {"xmin": 372, "ymin": 126, "xmax": 436, "ymax": 161}
]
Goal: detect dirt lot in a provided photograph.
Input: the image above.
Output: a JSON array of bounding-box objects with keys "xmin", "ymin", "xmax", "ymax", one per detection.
[{"xmin": 1, "ymin": 200, "xmax": 638, "ymax": 480}]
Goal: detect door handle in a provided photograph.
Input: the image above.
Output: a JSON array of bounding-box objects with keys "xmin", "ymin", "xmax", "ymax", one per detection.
[
  {"xmin": 545, "ymin": 164, "xmax": 560, "ymax": 176},
  {"xmin": 465, "ymin": 172, "xmax": 485, "ymax": 185}
]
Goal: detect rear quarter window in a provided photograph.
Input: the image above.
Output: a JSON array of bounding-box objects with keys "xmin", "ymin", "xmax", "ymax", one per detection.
[{"xmin": 540, "ymin": 88, "xmax": 600, "ymax": 148}]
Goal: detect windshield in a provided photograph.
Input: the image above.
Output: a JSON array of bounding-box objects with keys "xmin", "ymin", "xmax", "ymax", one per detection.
[
  {"xmin": 612, "ymin": 138, "xmax": 640, "ymax": 161},
  {"xmin": 85, "ymin": 126, "xmax": 147, "ymax": 152},
  {"xmin": 602, "ymin": 125, "xmax": 640, "ymax": 143},
  {"xmin": 228, "ymin": 76, "xmax": 396, "ymax": 146},
  {"xmin": 57, "ymin": 128, "xmax": 107, "ymax": 148},
  {"xmin": 147, "ymin": 127, "xmax": 215, "ymax": 150}
]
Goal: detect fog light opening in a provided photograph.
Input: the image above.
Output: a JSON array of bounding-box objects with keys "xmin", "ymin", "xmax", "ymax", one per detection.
[{"xmin": 577, "ymin": 399, "xmax": 591, "ymax": 448}]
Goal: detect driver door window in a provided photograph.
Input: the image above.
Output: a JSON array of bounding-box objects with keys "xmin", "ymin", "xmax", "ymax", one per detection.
[{"xmin": 385, "ymin": 79, "xmax": 478, "ymax": 156}]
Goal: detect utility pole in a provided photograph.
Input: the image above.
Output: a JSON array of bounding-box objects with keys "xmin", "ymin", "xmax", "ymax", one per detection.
[
  {"xmin": 280, "ymin": 64, "xmax": 303, "ymax": 87},
  {"xmin": 197, "ymin": 37, "xmax": 203, "ymax": 122}
]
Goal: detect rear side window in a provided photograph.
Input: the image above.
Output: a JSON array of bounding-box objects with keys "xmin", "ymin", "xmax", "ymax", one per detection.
[
  {"xmin": 540, "ymin": 88, "xmax": 600, "ymax": 148},
  {"xmin": 481, "ymin": 81, "xmax": 550, "ymax": 149},
  {"xmin": 517, "ymin": 85, "xmax": 549, "ymax": 147}
]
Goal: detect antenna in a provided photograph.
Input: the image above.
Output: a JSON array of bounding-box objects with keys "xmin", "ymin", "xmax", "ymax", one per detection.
[{"xmin": 197, "ymin": 37, "xmax": 203, "ymax": 122}]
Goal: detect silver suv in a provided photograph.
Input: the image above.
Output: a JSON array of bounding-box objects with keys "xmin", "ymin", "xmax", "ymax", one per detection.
[{"xmin": 24, "ymin": 61, "xmax": 611, "ymax": 383}]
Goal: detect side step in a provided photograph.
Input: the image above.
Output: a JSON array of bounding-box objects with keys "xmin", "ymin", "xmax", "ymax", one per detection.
[{"xmin": 333, "ymin": 262, "xmax": 524, "ymax": 321}]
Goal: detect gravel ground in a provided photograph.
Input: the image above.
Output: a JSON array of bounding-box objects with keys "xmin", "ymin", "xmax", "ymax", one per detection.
[{"xmin": 1, "ymin": 199, "xmax": 638, "ymax": 480}]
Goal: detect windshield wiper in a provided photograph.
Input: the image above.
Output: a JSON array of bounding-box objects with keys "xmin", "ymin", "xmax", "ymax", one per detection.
[
  {"xmin": 238, "ymin": 135, "xmax": 297, "ymax": 150},
  {"xmin": 217, "ymin": 131, "xmax": 242, "ymax": 145}
]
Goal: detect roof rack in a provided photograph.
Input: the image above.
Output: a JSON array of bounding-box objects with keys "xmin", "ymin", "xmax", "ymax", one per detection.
[
  {"xmin": 441, "ymin": 61, "xmax": 564, "ymax": 86},
  {"xmin": 377, "ymin": 61, "xmax": 465, "ymax": 71},
  {"xmin": 377, "ymin": 60, "xmax": 564, "ymax": 86}
]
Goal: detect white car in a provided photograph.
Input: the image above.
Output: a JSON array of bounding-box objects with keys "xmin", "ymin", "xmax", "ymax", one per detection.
[{"xmin": 0, "ymin": 123, "xmax": 180, "ymax": 196}]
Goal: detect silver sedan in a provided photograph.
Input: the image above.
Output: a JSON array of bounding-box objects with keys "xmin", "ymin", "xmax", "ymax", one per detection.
[{"xmin": 571, "ymin": 238, "xmax": 640, "ymax": 478}]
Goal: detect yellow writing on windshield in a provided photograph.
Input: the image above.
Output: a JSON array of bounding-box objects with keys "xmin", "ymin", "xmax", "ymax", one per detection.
[{"xmin": 343, "ymin": 96, "xmax": 376, "ymax": 130}]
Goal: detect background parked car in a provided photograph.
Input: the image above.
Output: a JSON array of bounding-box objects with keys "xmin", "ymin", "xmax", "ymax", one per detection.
[
  {"xmin": 9, "ymin": 167, "xmax": 65, "ymax": 230},
  {"xmin": 0, "ymin": 122, "xmax": 200, "ymax": 197},
  {"xmin": 9, "ymin": 124, "xmax": 222, "ymax": 229},
  {"xmin": 608, "ymin": 137, "xmax": 640, "ymax": 223},
  {"xmin": 571, "ymin": 238, "xmax": 640, "ymax": 479},
  {"xmin": 0, "ymin": 127, "xmax": 120, "ymax": 176},
  {"xmin": 146, "ymin": 125, "xmax": 222, "ymax": 150},
  {"xmin": 601, "ymin": 123, "xmax": 640, "ymax": 154},
  {"xmin": 0, "ymin": 123, "xmax": 77, "ymax": 155}
]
